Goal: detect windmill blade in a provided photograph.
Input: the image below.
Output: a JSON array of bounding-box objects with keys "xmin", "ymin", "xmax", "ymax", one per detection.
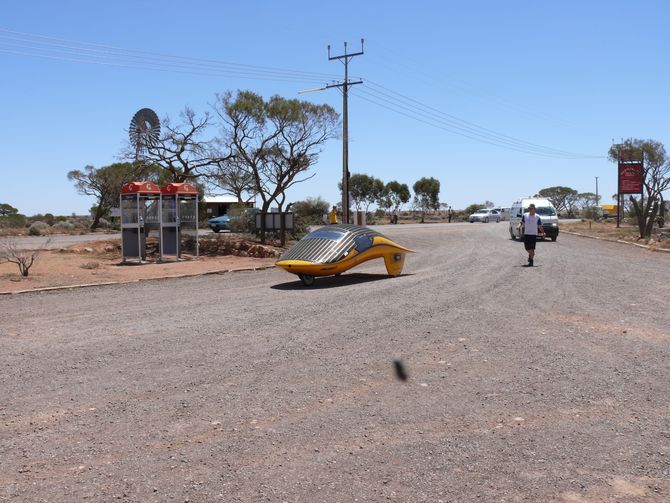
[{"xmin": 129, "ymin": 108, "xmax": 160, "ymax": 155}]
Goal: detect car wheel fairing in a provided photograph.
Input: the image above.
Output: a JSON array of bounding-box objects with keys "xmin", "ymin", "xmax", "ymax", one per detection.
[
  {"xmin": 299, "ymin": 274, "xmax": 315, "ymax": 286},
  {"xmin": 384, "ymin": 252, "xmax": 406, "ymax": 276}
]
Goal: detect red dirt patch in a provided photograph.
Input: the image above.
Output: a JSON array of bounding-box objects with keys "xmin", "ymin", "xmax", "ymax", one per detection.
[{"xmin": 0, "ymin": 237, "xmax": 282, "ymax": 294}]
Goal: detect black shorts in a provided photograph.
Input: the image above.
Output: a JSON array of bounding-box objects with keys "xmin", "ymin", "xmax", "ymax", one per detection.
[{"xmin": 523, "ymin": 235, "xmax": 537, "ymax": 250}]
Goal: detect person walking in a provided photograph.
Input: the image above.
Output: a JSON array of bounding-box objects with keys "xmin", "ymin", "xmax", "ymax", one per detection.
[
  {"xmin": 447, "ymin": 206, "xmax": 453, "ymax": 223},
  {"xmin": 328, "ymin": 205, "xmax": 338, "ymax": 225},
  {"xmin": 517, "ymin": 203, "xmax": 545, "ymax": 267}
]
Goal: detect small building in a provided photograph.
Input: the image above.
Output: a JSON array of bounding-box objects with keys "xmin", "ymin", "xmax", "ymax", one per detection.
[{"xmin": 202, "ymin": 195, "xmax": 254, "ymax": 218}]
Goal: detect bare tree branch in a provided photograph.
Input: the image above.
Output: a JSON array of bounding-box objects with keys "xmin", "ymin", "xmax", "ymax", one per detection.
[{"xmin": 0, "ymin": 238, "xmax": 52, "ymax": 277}]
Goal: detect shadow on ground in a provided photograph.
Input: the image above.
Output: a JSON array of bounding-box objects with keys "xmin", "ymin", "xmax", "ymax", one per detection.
[{"xmin": 271, "ymin": 272, "xmax": 412, "ymax": 290}]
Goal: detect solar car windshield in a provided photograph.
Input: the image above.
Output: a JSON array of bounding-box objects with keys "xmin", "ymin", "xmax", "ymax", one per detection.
[
  {"xmin": 278, "ymin": 224, "xmax": 382, "ymax": 264},
  {"xmin": 301, "ymin": 229, "xmax": 346, "ymax": 241}
]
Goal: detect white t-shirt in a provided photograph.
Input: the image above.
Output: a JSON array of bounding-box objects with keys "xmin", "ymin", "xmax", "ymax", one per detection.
[{"xmin": 522, "ymin": 213, "xmax": 542, "ymax": 235}]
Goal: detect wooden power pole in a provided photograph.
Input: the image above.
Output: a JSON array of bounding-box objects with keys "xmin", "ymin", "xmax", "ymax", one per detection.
[{"xmin": 327, "ymin": 39, "xmax": 364, "ymax": 224}]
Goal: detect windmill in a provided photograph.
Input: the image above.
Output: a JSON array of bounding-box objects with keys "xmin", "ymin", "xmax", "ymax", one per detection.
[{"xmin": 129, "ymin": 108, "xmax": 160, "ymax": 160}]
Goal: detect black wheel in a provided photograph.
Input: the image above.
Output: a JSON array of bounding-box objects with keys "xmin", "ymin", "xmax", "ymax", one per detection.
[
  {"xmin": 212, "ymin": 229, "xmax": 220, "ymax": 233},
  {"xmin": 299, "ymin": 274, "xmax": 315, "ymax": 286},
  {"xmin": 496, "ymin": 218, "xmax": 500, "ymax": 223},
  {"xmin": 551, "ymin": 236, "xmax": 557, "ymax": 242}
]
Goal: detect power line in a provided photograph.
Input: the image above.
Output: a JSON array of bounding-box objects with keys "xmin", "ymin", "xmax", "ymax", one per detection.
[
  {"xmin": 0, "ymin": 27, "xmax": 339, "ymax": 83},
  {"xmin": 0, "ymin": 28, "xmax": 605, "ymax": 159},
  {"xmin": 0, "ymin": 46, "xmax": 328, "ymax": 84},
  {"xmin": 353, "ymin": 82, "xmax": 604, "ymax": 159},
  {"xmin": 351, "ymin": 86, "xmax": 603, "ymax": 159},
  {"xmin": 350, "ymin": 87, "xmax": 582, "ymax": 158},
  {"xmin": 371, "ymin": 42, "xmax": 579, "ymax": 130}
]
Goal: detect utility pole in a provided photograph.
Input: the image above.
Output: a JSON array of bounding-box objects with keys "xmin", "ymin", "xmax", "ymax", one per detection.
[
  {"xmin": 327, "ymin": 39, "xmax": 364, "ymax": 224},
  {"xmin": 595, "ymin": 176, "xmax": 599, "ymax": 207}
]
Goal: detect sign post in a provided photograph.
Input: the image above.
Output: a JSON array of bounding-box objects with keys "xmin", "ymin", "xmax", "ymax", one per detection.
[{"xmin": 617, "ymin": 148, "xmax": 644, "ymax": 228}]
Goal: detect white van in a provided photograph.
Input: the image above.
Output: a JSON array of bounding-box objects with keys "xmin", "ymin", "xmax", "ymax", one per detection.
[
  {"xmin": 497, "ymin": 207, "xmax": 511, "ymax": 221},
  {"xmin": 509, "ymin": 197, "xmax": 559, "ymax": 241}
]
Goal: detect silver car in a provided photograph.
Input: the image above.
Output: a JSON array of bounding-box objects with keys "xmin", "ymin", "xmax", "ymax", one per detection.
[{"xmin": 469, "ymin": 208, "xmax": 501, "ymax": 223}]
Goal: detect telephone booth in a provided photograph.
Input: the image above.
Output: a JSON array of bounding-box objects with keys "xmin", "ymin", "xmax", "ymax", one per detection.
[
  {"xmin": 120, "ymin": 181, "xmax": 161, "ymax": 262},
  {"xmin": 160, "ymin": 182, "xmax": 199, "ymax": 260}
]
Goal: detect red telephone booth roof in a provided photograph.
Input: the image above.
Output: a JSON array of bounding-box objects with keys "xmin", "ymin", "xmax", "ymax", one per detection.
[
  {"xmin": 121, "ymin": 181, "xmax": 161, "ymax": 194},
  {"xmin": 161, "ymin": 182, "xmax": 198, "ymax": 195}
]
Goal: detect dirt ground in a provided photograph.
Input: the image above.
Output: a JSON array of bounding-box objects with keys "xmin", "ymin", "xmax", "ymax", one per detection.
[
  {"xmin": 0, "ymin": 238, "xmax": 278, "ymax": 294},
  {"xmin": 562, "ymin": 220, "xmax": 670, "ymax": 250},
  {"xmin": 2, "ymin": 224, "xmax": 669, "ymax": 502}
]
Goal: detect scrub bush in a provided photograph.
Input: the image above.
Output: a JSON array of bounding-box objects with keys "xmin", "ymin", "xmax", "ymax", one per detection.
[{"xmin": 28, "ymin": 221, "xmax": 49, "ymax": 236}]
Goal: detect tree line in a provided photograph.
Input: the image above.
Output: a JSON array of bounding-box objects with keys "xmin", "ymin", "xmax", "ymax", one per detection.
[{"xmin": 339, "ymin": 174, "xmax": 441, "ymax": 223}]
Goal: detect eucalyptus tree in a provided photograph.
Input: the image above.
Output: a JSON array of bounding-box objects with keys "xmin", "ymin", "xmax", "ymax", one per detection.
[
  {"xmin": 413, "ymin": 177, "xmax": 440, "ymax": 223},
  {"xmin": 214, "ymin": 90, "xmax": 339, "ymax": 243}
]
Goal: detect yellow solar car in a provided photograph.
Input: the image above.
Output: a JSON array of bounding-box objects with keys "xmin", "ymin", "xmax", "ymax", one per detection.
[{"xmin": 276, "ymin": 224, "xmax": 413, "ymax": 286}]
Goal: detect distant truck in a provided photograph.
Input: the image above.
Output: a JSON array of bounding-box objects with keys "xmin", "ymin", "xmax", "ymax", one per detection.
[{"xmin": 600, "ymin": 204, "xmax": 619, "ymax": 219}]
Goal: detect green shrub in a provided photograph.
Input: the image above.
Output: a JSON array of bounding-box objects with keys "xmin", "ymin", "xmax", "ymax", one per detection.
[
  {"xmin": 28, "ymin": 221, "xmax": 49, "ymax": 236},
  {"xmin": 52, "ymin": 221, "xmax": 75, "ymax": 232},
  {"xmin": 582, "ymin": 206, "xmax": 601, "ymax": 220},
  {"xmin": 292, "ymin": 197, "xmax": 330, "ymax": 226},
  {"xmin": 0, "ymin": 214, "xmax": 27, "ymax": 228}
]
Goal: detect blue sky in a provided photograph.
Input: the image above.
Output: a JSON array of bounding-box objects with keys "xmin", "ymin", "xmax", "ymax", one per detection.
[{"xmin": 2, "ymin": 0, "xmax": 669, "ymax": 215}]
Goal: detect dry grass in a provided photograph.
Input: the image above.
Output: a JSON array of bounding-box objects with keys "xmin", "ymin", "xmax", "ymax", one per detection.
[{"xmin": 562, "ymin": 220, "xmax": 670, "ymax": 249}]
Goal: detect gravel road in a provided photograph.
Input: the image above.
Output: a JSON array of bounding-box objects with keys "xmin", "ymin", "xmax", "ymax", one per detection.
[
  {"xmin": 1, "ymin": 223, "xmax": 669, "ymax": 502},
  {"xmin": 2, "ymin": 228, "xmax": 221, "ymax": 251}
]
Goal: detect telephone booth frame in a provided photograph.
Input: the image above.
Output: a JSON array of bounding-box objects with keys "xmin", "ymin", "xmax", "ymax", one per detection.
[
  {"xmin": 120, "ymin": 181, "xmax": 161, "ymax": 263},
  {"xmin": 159, "ymin": 182, "xmax": 199, "ymax": 261}
]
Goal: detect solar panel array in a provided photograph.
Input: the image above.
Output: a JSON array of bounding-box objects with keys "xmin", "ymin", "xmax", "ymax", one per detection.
[{"xmin": 278, "ymin": 224, "xmax": 384, "ymax": 264}]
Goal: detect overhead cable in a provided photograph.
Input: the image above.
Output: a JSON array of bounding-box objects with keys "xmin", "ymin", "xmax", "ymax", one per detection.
[
  {"xmin": 361, "ymin": 81, "xmax": 603, "ymax": 158},
  {"xmin": 0, "ymin": 27, "xmax": 339, "ymax": 83}
]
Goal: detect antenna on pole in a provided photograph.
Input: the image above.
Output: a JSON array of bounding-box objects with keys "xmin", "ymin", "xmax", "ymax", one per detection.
[{"xmin": 326, "ymin": 38, "xmax": 364, "ymax": 225}]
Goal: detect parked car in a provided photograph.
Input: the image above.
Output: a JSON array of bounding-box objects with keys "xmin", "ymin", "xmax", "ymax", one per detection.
[
  {"xmin": 208, "ymin": 214, "xmax": 231, "ymax": 232},
  {"xmin": 469, "ymin": 208, "xmax": 501, "ymax": 223}
]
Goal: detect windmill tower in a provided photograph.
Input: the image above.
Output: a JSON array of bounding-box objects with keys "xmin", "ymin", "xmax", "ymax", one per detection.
[{"xmin": 129, "ymin": 108, "xmax": 160, "ymax": 161}]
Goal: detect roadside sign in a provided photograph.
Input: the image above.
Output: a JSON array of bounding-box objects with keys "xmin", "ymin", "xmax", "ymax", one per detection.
[{"xmin": 618, "ymin": 162, "xmax": 643, "ymax": 194}]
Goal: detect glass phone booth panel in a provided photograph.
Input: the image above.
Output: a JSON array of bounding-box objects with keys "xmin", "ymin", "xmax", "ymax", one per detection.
[
  {"xmin": 160, "ymin": 183, "xmax": 199, "ymax": 260},
  {"xmin": 178, "ymin": 195, "xmax": 199, "ymax": 258},
  {"xmin": 160, "ymin": 194, "xmax": 179, "ymax": 257},
  {"xmin": 121, "ymin": 193, "xmax": 142, "ymax": 260},
  {"xmin": 143, "ymin": 194, "xmax": 161, "ymax": 257}
]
